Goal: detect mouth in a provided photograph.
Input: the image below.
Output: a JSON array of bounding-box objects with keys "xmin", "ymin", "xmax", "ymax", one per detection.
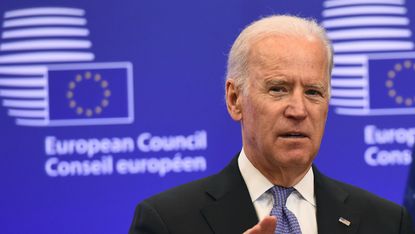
[{"xmin": 280, "ymin": 132, "xmax": 308, "ymax": 139}]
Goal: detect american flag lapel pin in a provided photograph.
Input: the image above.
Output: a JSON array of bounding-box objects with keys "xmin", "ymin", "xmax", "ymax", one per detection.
[{"xmin": 338, "ymin": 217, "xmax": 351, "ymax": 227}]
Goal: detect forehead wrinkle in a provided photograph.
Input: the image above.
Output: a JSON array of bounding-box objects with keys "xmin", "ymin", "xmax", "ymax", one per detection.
[
  {"xmin": 247, "ymin": 52, "xmax": 285, "ymax": 76},
  {"xmin": 247, "ymin": 53, "xmax": 287, "ymax": 84},
  {"xmin": 248, "ymin": 34, "xmax": 320, "ymax": 67},
  {"xmin": 247, "ymin": 40, "xmax": 318, "ymax": 82},
  {"xmin": 246, "ymin": 35, "xmax": 329, "ymax": 93}
]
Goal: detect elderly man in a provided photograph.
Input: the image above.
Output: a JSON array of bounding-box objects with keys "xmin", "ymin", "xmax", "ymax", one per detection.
[{"xmin": 129, "ymin": 15, "xmax": 413, "ymax": 234}]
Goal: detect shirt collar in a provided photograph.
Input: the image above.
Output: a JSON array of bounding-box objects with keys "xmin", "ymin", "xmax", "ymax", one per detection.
[
  {"xmin": 238, "ymin": 148, "xmax": 316, "ymax": 206},
  {"xmin": 293, "ymin": 164, "xmax": 316, "ymax": 206},
  {"xmin": 238, "ymin": 149, "xmax": 273, "ymax": 202}
]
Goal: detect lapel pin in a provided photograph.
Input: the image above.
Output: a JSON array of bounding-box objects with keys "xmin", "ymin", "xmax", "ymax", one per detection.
[{"xmin": 338, "ymin": 217, "xmax": 351, "ymax": 227}]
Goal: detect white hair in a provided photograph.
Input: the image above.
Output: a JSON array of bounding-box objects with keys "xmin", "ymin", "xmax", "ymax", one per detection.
[{"xmin": 226, "ymin": 15, "xmax": 333, "ymax": 96}]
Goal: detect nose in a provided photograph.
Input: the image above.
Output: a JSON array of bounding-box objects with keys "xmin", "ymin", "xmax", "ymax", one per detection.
[{"xmin": 284, "ymin": 91, "xmax": 307, "ymax": 120}]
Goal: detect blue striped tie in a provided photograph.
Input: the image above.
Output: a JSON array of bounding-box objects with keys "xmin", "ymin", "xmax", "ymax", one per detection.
[{"xmin": 270, "ymin": 186, "xmax": 302, "ymax": 234}]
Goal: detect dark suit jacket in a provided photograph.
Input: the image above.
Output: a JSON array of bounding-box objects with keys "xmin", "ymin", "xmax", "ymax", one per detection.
[{"xmin": 129, "ymin": 156, "xmax": 414, "ymax": 234}]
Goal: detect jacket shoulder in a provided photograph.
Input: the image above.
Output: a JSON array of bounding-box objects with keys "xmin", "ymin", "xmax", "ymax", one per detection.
[
  {"xmin": 315, "ymin": 169, "xmax": 413, "ymax": 233},
  {"xmin": 145, "ymin": 174, "xmax": 215, "ymax": 209},
  {"xmin": 325, "ymin": 175, "xmax": 401, "ymax": 211},
  {"xmin": 129, "ymin": 174, "xmax": 219, "ymax": 234}
]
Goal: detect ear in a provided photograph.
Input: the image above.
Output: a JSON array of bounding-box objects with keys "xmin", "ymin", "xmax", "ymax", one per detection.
[{"xmin": 225, "ymin": 79, "xmax": 242, "ymax": 121}]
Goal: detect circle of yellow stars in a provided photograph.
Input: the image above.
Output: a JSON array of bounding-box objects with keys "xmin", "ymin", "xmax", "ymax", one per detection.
[
  {"xmin": 385, "ymin": 60, "xmax": 415, "ymax": 107},
  {"xmin": 66, "ymin": 71, "xmax": 111, "ymax": 117}
]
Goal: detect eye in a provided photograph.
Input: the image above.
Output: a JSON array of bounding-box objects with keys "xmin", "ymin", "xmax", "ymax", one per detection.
[
  {"xmin": 305, "ymin": 89, "xmax": 323, "ymax": 97},
  {"xmin": 269, "ymin": 86, "xmax": 287, "ymax": 93}
]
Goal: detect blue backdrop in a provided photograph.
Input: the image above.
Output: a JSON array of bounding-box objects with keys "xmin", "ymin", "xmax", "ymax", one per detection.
[{"xmin": 0, "ymin": 0, "xmax": 414, "ymax": 233}]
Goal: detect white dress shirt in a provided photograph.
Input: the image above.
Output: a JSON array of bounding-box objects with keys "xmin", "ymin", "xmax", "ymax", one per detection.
[{"xmin": 238, "ymin": 149, "xmax": 318, "ymax": 234}]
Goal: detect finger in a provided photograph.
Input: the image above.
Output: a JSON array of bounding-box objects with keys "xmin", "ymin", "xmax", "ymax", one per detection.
[
  {"xmin": 243, "ymin": 216, "xmax": 277, "ymax": 234},
  {"xmin": 258, "ymin": 216, "xmax": 277, "ymax": 233}
]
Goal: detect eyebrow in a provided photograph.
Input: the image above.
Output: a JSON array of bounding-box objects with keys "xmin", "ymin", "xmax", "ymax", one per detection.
[
  {"xmin": 264, "ymin": 78, "xmax": 289, "ymax": 86},
  {"xmin": 305, "ymin": 83, "xmax": 326, "ymax": 90},
  {"xmin": 264, "ymin": 78, "xmax": 327, "ymax": 92}
]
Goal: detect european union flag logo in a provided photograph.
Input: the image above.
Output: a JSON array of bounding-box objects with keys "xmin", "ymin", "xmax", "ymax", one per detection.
[
  {"xmin": 47, "ymin": 62, "xmax": 133, "ymax": 126},
  {"xmin": 368, "ymin": 57, "xmax": 415, "ymax": 112}
]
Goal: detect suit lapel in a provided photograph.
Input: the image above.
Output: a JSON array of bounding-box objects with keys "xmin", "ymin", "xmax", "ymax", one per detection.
[
  {"xmin": 314, "ymin": 166, "xmax": 360, "ymax": 234},
  {"xmin": 200, "ymin": 156, "xmax": 258, "ymax": 234},
  {"xmin": 200, "ymin": 159, "xmax": 363, "ymax": 233}
]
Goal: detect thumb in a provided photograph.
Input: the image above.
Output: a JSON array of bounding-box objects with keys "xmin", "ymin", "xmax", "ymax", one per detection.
[{"xmin": 243, "ymin": 216, "xmax": 276, "ymax": 234}]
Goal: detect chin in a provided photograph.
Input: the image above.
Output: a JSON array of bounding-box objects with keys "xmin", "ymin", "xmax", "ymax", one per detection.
[{"xmin": 279, "ymin": 153, "xmax": 313, "ymax": 167}]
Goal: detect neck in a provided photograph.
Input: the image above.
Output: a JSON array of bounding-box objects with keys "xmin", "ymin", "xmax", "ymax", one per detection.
[
  {"xmin": 244, "ymin": 150, "xmax": 311, "ymax": 187},
  {"xmin": 260, "ymin": 165, "xmax": 310, "ymax": 187}
]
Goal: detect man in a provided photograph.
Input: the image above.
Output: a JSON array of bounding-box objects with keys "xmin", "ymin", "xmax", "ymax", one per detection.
[{"xmin": 129, "ymin": 15, "xmax": 414, "ymax": 234}]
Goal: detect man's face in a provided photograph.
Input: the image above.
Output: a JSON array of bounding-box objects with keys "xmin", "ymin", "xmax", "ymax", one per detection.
[{"xmin": 236, "ymin": 35, "xmax": 329, "ymax": 172}]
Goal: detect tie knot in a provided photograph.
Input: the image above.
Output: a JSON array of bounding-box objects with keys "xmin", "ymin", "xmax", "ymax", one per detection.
[{"xmin": 270, "ymin": 185, "xmax": 295, "ymax": 206}]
